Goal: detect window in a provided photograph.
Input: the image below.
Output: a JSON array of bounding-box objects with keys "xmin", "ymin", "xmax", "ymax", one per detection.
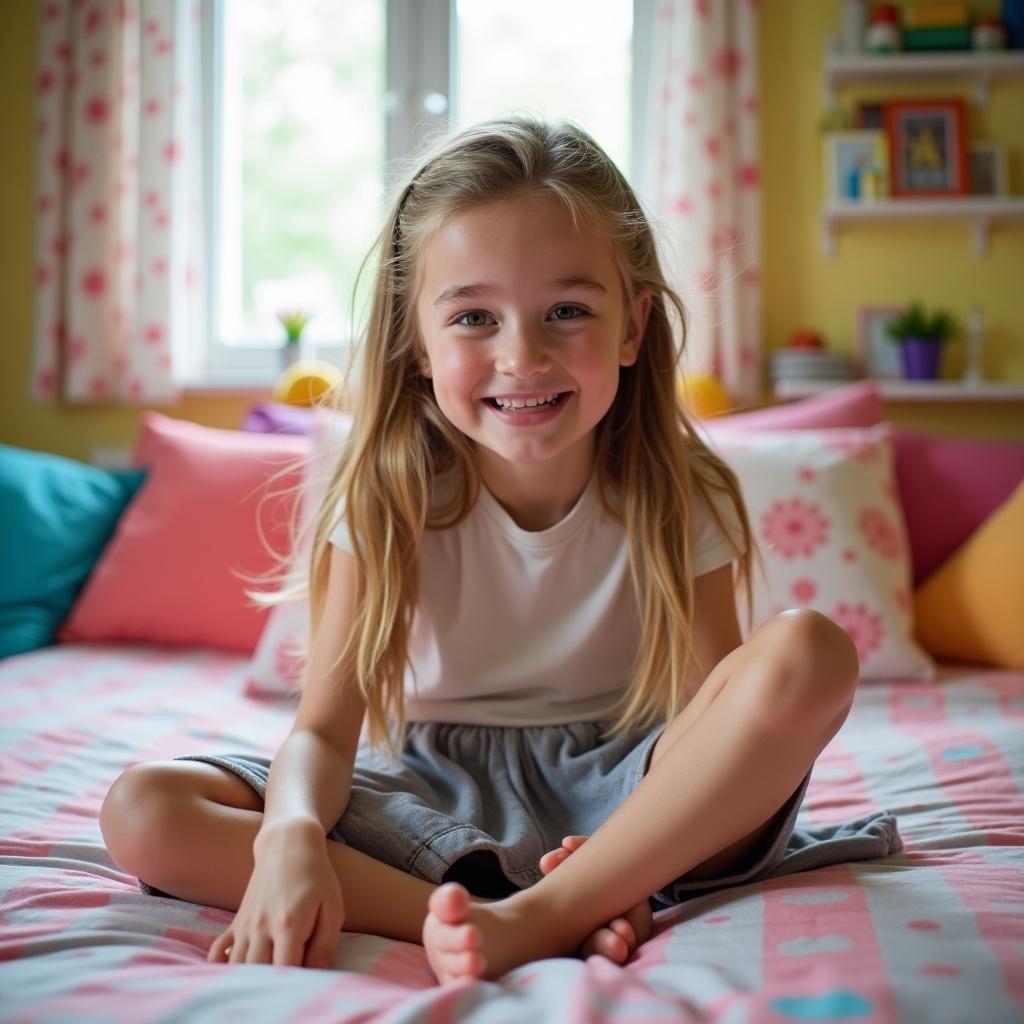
[{"xmin": 196, "ymin": 0, "xmax": 637, "ymax": 387}]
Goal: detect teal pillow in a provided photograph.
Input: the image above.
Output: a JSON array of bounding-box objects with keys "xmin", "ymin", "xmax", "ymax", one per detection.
[{"xmin": 0, "ymin": 445, "xmax": 146, "ymax": 659}]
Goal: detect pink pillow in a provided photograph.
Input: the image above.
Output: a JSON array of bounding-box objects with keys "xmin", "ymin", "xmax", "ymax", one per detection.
[
  {"xmin": 710, "ymin": 380, "xmax": 883, "ymax": 431},
  {"xmin": 894, "ymin": 430, "xmax": 1024, "ymax": 585},
  {"xmin": 702, "ymin": 422, "xmax": 934, "ymax": 681},
  {"xmin": 59, "ymin": 412, "xmax": 310, "ymax": 653}
]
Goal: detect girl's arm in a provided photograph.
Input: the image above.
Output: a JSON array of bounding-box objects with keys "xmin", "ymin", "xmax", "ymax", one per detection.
[
  {"xmin": 677, "ymin": 562, "xmax": 745, "ymax": 718},
  {"xmin": 257, "ymin": 545, "xmax": 367, "ymax": 849}
]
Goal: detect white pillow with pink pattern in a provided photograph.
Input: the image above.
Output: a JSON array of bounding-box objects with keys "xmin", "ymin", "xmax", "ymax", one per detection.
[
  {"xmin": 702, "ymin": 421, "xmax": 934, "ymax": 680},
  {"xmin": 245, "ymin": 408, "xmax": 353, "ymax": 698}
]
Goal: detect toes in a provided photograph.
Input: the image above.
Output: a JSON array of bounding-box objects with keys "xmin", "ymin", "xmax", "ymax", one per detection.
[
  {"xmin": 607, "ymin": 917, "xmax": 637, "ymax": 951},
  {"xmin": 581, "ymin": 927, "xmax": 627, "ymax": 963},
  {"xmin": 438, "ymin": 923, "xmax": 481, "ymax": 953},
  {"xmin": 428, "ymin": 881, "xmax": 471, "ymax": 925},
  {"xmin": 451, "ymin": 948, "xmax": 486, "ymax": 980}
]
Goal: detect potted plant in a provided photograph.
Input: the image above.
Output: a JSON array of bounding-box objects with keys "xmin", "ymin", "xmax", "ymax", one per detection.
[
  {"xmin": 277, "ymin": 309, "xmax": 313, "ymax": 370},
  {"xmin": 884, "ymin": 301, "xmax": 958, "ymax": 381}
]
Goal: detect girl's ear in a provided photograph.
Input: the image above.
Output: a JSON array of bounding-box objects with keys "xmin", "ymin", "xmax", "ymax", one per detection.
[{"xmin": 619, "ymin": 288, "xmax": 652, "ymax": 367}]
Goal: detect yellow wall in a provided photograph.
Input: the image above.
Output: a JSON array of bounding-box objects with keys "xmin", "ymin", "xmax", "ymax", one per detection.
[
  {"xmin": 761, "ymin": 0, "xmax": 1024, "ymax": 438},
  {"xmin": 2, "ymin": 0, "xmax": 1022, "ymax": 462}
]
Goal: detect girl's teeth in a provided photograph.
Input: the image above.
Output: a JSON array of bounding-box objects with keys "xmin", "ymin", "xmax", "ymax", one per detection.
[{"xmin": 494, "ymin": 394, "xmax": 559, "ymax": 409}]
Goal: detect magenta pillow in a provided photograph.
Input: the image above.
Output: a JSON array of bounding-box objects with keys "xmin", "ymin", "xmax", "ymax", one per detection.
[
  {"xmin": 59, "ymin": 413, "xmax": 310, "ymax": 653},
  {"xmin": 710, "ymin": 380, "xmax": 883, "ymax": 431},
  {"xmin": 894, "ymin": 430, "xmax": 1024, "ymax": 585}
]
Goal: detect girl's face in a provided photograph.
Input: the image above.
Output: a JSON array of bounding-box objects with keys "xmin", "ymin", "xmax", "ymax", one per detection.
[{"xmin": 414, "ymin": 193, "xmax": 651, "ymax": 479}]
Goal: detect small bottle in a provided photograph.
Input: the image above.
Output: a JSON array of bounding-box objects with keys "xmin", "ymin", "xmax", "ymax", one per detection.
[
  {"xmin": 841, "ymin": 0, "xmax": 869, "ymax": 53},
  {"xmin": 962, "ymin": 304, "xmax": 984, "ymax": 384}
]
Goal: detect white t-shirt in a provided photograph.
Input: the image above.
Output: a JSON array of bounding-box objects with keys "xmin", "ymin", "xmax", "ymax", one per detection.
[{"xmin": 329, "ymin": 468, "xmax": 743, "ymax": 726}]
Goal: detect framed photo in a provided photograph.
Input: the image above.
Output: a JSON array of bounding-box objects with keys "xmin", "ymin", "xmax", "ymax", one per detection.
[
  {"xmin": 823, "ymin": 131, "xmax": 889, "ymax": 201},
  {"xmin": 885, "ymin": 99, "xmax": 968, "ymax": 197},
  {"xmin": 968, "ymin": 141, "xmax": 1009, "ymax": 196},
  {"xmin": 856, "ymin": 305, "xmax": 903, "ymax": 379}
]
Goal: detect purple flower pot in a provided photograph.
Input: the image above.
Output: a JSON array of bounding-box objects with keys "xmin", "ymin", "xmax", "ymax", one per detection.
[{"xmin": 899, "ymin": 338, "xmax": 943, "ymax": 381}]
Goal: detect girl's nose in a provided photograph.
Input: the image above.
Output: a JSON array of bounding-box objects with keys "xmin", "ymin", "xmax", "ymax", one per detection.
[{"xmin": 494, "ymin": 323, "xmax": 551, "ymax": 377}]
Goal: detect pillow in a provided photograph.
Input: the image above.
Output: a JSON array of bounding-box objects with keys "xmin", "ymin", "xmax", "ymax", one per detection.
[
  {"xmin": 708, "ymin": 379, "xmax": 883, "ymax": 431},
  {"xmin": 245, "ymin": 408, "xmax": 353, "ymax": 696},
  {"xmin": 0, "ymin": 445, "xmax": 145, "ymax": 659},
  {"xmin": 893, "ymin": 430, "xmax": 1024, "ymax": 585},
  {"xmin": 241, "ymin": 401, "xmax": 316, "ymax": 436},
  {"xmin": 702, "ymin": 422, "xmax": 934, "ymax": 681},
  {"xmin": 913, "ymin": 481, "xmax": 1024, "ymax": 669},
  {"xmin": 58, "ymin": 413, "xmax": 310, "ymax": 654}
]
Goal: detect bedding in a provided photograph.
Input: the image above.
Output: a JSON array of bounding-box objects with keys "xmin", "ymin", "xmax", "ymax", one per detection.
[{"xmin": 1, "ymin": 642, "xmax": 1021, "ymax": 1022}]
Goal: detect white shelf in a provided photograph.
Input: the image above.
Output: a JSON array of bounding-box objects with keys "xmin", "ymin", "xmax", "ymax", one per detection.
[
  {"xmin": 823, "ymin": 51, "xmax": 1024, "ymax": 106},
  {"xmin": 821, "ymin": 197, "xmax": 1024, "ymax": 256},
  {"xmin": 774, "ymin": 379, "xmax": 1024, "ymax": 402}
]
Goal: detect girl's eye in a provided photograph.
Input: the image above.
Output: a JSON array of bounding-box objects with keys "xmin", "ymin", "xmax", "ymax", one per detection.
[
  {"xmin": 453, "ymin": 311, "xmax": 494, "ymax": 328},
  {"xmin": 549, "ymin": 304, "xmax": 586, "ymax": 321}
]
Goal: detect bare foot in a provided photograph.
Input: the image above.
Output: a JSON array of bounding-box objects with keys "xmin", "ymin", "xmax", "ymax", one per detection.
[
  {"xmin": 422, "ymin": 881, "xmax": 558, "ymax": 985},
  {"xmin": 539, "ymin": 835, "xmax": 653, "ymax": 964}
]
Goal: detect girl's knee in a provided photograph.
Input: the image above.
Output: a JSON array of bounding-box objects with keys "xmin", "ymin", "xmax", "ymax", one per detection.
[
  {"xmin": 99, "ymin": 761, "xmax": 198, "ymax": 876},
  {"xmin": 751, "ymin": 610, "xmax": 859, "ymax": 722}
]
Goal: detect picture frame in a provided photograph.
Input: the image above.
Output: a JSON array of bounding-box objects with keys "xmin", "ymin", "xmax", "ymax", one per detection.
[
  {"xmin": 856, "ymin": 305, "xmax": 903, "ymax": 379},
  {"xmin": 823, "ymin": 131, "xmax": 889, "ymax": 201},
  {"xmin": 885, "ymin": 99, "xmax": 968, "ymax": 198},
  {"xmin": 968, "ymin": 141, "xmax": 1009, "ymax": 196}
]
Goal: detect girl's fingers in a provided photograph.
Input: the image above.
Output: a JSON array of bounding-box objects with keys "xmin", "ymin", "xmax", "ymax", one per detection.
[
  {"xmin": 303, "ymin": 901, "xmax": 344, "ymax": 969},
  {"xmin": 561, "ymin": 835, "xmax": 587, "ymax": 850},
  {"xmin": 207, "ymin": 931, "xmax": 233, "ymax": 963}
]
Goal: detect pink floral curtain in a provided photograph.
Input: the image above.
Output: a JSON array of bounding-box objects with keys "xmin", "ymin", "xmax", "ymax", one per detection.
[
  {"xmin": 636, "ymin": 0, "xmax": 762, "ymax": 406},
  {"xmin": 30, "ymin": 0, "xmax": 205, "ymax": 406}
]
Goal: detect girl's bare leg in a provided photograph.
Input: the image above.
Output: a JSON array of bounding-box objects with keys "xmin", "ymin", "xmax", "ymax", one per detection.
[
  {"xmin": 102, "ymin": 785, "xmax": 486, "ymax": 949},
  {"xmin": 422, "ymin": 610, "xmax": 859, "ymax": 984},
  {"xmin": 539, "ymin": 836, "xmax": 652, "ymax": 962}
]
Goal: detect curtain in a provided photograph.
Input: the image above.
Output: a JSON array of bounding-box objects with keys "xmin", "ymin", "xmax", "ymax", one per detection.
[
  {"xmin": 30, "ymin": 0, "xmax": 205, "ymax": 406},
  {"xmin": 635, "ymin": 0, "xmax": 762, "ymax": 406}
]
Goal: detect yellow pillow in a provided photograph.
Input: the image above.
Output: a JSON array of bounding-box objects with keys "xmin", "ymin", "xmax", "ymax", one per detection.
[{"xmin": 914, "ymin": 479, "xmax": 1024, "ymax": 669}]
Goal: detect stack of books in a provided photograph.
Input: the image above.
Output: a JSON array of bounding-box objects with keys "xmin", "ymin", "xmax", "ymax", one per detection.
[
  {"xmin": 770, "ymin": 349, "xmax": 859, "ymax": 388},
  {"xmin": 901, "ymin": 2, "xmax": 971, "ymax": 50}
]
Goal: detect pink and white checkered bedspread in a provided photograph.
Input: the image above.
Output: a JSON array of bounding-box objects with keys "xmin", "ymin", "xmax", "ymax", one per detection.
[{"xmin": 1, "ymin": 644, "xmax": 1021, "ymax": 1022}]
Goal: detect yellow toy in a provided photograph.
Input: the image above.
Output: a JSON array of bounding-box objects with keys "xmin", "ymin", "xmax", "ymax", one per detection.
[
  {"xmin": 676, "ymin": 372, "xmax": 733, "ymax": 419},
  {"xmin": 272, "ymin": 360, "xmax": 343, "ymax": 407}
]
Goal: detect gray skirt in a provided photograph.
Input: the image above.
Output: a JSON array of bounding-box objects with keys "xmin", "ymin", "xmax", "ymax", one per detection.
[{"xmin": 137, "ymin": 719, "xmax": 902, "ymax": 910}]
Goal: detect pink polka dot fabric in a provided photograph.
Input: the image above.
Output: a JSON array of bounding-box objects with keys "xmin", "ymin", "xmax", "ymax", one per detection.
[
  {"xmin": 703, "ymin": 422, "xmax": 934, "ymax": 681},
  {"xmin": 30, "ymin": 0, "xmax": 204, "ymax": 404}
]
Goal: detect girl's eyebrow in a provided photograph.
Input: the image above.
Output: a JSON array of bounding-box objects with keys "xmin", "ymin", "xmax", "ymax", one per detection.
[{"xmin": 433, "ymin": 276, "xmax": 608, "ymax": 307}]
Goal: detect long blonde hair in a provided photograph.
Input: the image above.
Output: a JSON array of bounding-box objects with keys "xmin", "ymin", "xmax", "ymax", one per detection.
[{"xmin": 257, "ymin": 114, "xmax": 761, "ymax": 763}]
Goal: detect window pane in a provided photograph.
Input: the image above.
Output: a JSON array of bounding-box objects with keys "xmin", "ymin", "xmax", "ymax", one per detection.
[
  {"xmin": 220, "ymin": 0, "xmax": 384, "ymax": 346},
  {"xmin": 454, "ymin": 0, "xmax": 632, "ymax": 180}
]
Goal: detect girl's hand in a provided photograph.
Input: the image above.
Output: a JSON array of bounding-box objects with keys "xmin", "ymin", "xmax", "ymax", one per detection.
[
  {"xmin": 207, "ymin": 822, "xmax": 343, "ymax": 969},
  {"xmin": 539, "ymin": 835, "xmax": 653, "ymax": 964}
]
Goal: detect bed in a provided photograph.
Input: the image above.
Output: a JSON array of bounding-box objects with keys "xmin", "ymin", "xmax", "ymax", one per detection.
[
  {"xmin": 3, "ymin": 382, "xmax": 1022, "ymax": 1021},
  {"xmin": 1, "ymin": 643, "xmax": 1022, "ymax": 1021}
]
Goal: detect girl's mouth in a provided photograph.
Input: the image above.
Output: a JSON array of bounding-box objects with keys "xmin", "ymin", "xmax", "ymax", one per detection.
[{"xmin": 483, "ymin": 391, "xmax": 571, "ymax": 423}]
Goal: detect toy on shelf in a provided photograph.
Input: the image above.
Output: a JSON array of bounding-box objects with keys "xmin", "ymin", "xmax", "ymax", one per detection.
[{"xmin": 866, "ymin": 4, "xmax": 902, "ymax": 52}]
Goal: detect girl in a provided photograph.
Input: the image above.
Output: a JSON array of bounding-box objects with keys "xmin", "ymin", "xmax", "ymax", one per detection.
[{"xmin": 99, "ymin": 115, "xmax": 901, "ymax": 986}]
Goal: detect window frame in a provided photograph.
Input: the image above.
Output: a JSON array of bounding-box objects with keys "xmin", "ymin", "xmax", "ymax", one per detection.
[{"xmin": 189, "ymin": 0, "xmax": 648, "ymax": 389}]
